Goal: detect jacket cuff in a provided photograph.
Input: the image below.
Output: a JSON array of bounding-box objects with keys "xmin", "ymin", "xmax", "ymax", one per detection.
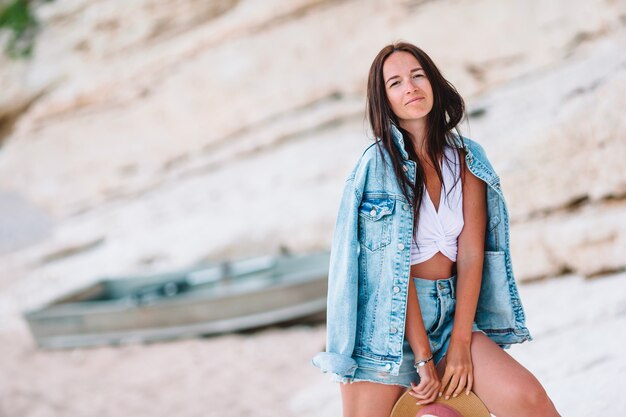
[{"xmin": 311, "ymin": 352, "xmax": 358, "ymax": 378}]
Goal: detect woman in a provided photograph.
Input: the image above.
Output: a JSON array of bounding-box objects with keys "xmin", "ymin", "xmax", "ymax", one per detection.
[{"xmin": 311, "ymin": 42, "xmax": 561, "ymax": 417}]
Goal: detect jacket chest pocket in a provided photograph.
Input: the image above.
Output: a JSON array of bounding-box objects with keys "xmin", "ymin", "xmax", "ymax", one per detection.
[{"xmin": 358, "ymin": 196, "xmax": 395, "ymax": 251}]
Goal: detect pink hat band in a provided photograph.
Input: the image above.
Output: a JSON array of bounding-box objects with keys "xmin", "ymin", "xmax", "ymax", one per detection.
[{"xmin": 415, "ymin": 403, "xmax": 463, "ymax": 417}]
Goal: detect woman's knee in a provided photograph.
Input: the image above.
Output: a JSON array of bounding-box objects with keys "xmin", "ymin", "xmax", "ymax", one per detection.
[
  {"xmin": 524, "ymin": 384, "xmax": 555, "ymax": 412},
  {"xmin": 509, "ymin": 376, "xmax": 554, "ymax": 412}
]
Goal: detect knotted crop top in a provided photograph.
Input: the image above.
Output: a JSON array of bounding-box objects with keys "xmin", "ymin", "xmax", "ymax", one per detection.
[{"xmin": 410, "ymin": 145, "xmax": 464, "ymax": 265}]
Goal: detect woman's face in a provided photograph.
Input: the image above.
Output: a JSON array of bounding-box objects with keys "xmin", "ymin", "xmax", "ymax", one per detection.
[{"xmin": 382, "ymin": 51, "xmax": 434, "ymax": 127}]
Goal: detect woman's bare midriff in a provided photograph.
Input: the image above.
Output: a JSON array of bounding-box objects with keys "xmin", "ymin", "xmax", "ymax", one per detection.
[{"xmin": 409, "ymin": 251, "xmax": 456, "ymax": 280}]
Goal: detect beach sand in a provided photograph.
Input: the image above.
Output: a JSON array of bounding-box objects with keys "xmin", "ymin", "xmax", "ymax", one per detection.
[{"xmin": 1, "ymin": 272, "xmax": 624, "ymax": 417}]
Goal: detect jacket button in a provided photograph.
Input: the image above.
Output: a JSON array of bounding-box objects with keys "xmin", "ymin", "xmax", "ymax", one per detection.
[
  {"xmin": 393, "ymin": 286, "xmax": 400, "ymax": 293},
  {"xmin": 370, "ymin": 209, "xmax": 377, "ymax": 216},
  {"xmin": 385, "ymin": 363, "xmax": 392, "ymax": 370},
  {"xmin": 403, "ymin": 203, "xmax": 410, "ymax": 211},
  {"xmin": 390, "ymin": 327, "xmax": 397, "ymax": 334},
  {"xmin": 397, "ymin": 243, "xmax": 405, "ymax": 250}
]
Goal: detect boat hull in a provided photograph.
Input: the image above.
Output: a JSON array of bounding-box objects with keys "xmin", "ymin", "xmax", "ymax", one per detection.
[{"xmin": 23, "ymin": 251, "xmax": 330, "ymax": 349}]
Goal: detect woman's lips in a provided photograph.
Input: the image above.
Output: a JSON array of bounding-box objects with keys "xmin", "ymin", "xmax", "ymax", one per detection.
[{"xmin": 406, "ymin": 97, "xmax": 425, "ymax": 105}]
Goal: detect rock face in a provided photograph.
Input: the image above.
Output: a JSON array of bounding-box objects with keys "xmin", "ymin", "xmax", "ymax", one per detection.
[{"xmin": 0, "ymin": 0, "xmax": 625, "ymax": 305}]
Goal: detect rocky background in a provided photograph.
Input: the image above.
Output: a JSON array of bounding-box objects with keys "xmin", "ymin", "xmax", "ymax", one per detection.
[{"xmin": 0, "ymin": 0, "xmax": 625, "ymax": 416}]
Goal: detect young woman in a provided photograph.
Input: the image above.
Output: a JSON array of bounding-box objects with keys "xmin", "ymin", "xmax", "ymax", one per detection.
[{"xmin": 311, "ymin": 42, "xmax": 561, "ymax": 417}]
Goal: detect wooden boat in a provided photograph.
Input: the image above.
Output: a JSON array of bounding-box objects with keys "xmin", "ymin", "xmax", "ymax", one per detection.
[{"xmin": 23, "ymin": 250, "xmax": 330, "ymax": 349}]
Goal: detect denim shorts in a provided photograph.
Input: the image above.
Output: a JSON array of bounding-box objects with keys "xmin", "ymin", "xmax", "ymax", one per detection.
[{"xmin": 334, "ymin": 274, "xmax": 486, "ymax": 388}]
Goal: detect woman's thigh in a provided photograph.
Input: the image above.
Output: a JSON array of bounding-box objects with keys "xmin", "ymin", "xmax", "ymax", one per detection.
[
  {"xmin": 441, "ymin": 332, "xmax": 558, "ymax": 417},
  {"xmin": 340, "ymin": 381, "xmax": 406, "ymax": 417}
]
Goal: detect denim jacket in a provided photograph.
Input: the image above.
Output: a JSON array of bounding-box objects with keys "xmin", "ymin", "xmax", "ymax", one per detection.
[{"xmin": 311, "ymin": 124, "xmax": 532, "ymax": 379}]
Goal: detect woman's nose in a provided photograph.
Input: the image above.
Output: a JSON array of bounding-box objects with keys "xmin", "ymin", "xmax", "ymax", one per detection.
[
  {"xmin": 406, "ymin": 84, "xmax": 419, "ymax": 94},
  {"xmin": 406, "ymin": 78, "xmax": 419, "ymax": 92}
]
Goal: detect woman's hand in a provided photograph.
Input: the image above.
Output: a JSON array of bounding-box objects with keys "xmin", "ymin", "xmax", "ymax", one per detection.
[
  {"xmin": 408, "ymin": 361, "xmax": 441, "ymax": 405},
  {"xmin": 440, "ymin": 340, "xmax": 473, "ymax": 399}
]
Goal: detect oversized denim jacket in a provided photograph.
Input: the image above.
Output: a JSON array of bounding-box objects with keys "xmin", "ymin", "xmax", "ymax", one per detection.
[{"xmin": 311, "ymin": 124, "xmax": 532, "ymax": 379}]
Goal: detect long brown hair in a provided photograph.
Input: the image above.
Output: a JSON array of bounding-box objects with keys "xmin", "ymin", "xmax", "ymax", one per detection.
[{"xmin": 366, "ymin": 41, "xmax": 467, "ymax": 248}]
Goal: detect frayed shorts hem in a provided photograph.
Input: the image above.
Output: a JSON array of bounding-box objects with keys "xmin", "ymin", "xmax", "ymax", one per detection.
[
  {"xmin": 331, "ymin": 329, "xmax": 486, "ymax": 389},
  {"xmin": 331, "ymin": 371, "xmax": 416, "ymax": 389}
]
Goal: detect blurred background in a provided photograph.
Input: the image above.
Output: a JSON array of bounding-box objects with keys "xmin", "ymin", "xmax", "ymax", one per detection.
[{"xmin": 0, "ymin": 0, "xmax": 625, "ymax": 416}]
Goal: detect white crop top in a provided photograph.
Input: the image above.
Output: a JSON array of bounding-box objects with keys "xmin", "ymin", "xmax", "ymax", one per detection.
[{"xmin": 410, "ymin": 145, "xmax": 464, "ymax": 265}]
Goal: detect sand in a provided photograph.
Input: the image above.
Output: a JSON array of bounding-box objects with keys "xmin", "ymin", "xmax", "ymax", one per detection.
[{"xmin": 1, "ymin": 271, "xmax": 625, "ymax": 417}]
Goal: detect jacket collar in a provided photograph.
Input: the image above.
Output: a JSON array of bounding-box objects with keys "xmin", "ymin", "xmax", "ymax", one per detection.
[
  {"xmin": 390, "ymin": 123, "xmax": 410, "ymax": 160},
  {"xmin": 389, "ymin": 123, "xmax": 468, "ymax": 161}
]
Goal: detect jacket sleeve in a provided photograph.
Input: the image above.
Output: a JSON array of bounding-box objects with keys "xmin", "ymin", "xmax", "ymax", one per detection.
[{"xmin": 311, "ymin": 172, "xmax": 363, "ymax": 379}]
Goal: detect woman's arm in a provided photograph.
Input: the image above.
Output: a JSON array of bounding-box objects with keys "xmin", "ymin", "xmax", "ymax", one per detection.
[
  {"xmin": 405, "ymin": 278, "xmax": 433, "ymax": 359},
  {"xmin": 406, "ymin": 275, "xmax": 442, "ymax": 405},
  {"xmin": 440, "ymin": 151, "xmax": 487, "ymax": 399},
  {"xmin": 452, "ymin": 158, "xmax": 487, "ymax": 344}
]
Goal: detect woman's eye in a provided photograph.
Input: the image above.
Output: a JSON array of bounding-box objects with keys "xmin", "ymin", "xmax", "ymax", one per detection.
[{"xmin": 390, "ymin": 75, "xmax": 421, "ymax": 87}]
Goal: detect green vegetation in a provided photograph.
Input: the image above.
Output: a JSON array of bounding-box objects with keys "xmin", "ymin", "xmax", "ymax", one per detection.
[{"xmin": 0, "ymin": 0, "xmax": 53, "ymax": 59}]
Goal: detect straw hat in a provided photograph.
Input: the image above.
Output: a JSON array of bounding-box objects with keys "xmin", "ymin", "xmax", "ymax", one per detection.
[{"xmin": 391, "ymin": 389, "xmax": 491, "ymax": 417}]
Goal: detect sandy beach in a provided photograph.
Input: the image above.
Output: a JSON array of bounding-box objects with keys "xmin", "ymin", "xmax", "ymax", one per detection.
[{"xmin": 1, "ymin": 271, "xmax": 625, "ymax": 417}]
